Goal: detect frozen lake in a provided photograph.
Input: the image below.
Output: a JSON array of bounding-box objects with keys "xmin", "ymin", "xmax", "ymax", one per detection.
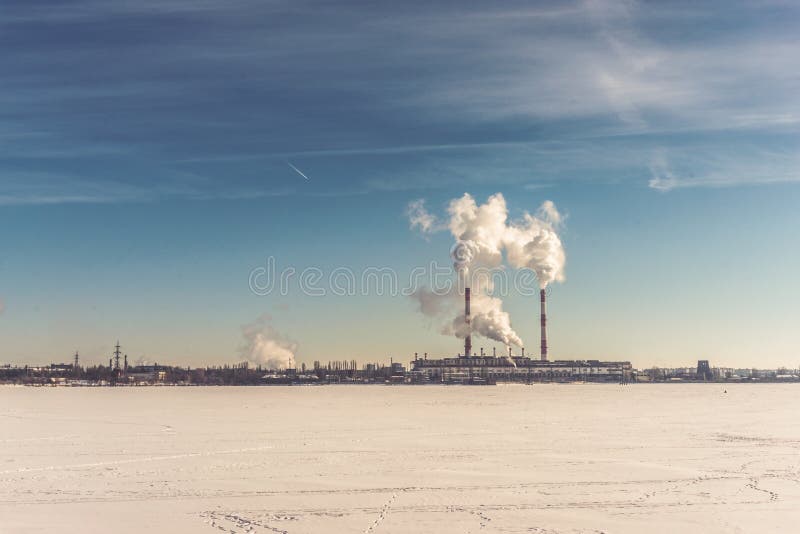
[{"xmin": 2, "ymin": 384, "xmax": 799, "ymax": 533}]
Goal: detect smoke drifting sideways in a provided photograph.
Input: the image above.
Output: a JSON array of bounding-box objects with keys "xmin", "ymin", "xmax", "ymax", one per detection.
[
  {"xmin": 413, "ymin": 285, "xmax": 523, "ymax": 349},
  {"xmin": 408, "ymin": 193, "xmax": 566, "ymax": 351},
  {"xmin": 240, "ymin": 314, "xmax": 297, "ymax": 370}
]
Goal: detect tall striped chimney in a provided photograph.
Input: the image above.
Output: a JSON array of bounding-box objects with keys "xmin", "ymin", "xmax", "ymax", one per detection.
[
  {"xmin": 540, "ymin": 288, "xmax": 548, "ymax": 361},
  {"xmin": 464, "ymin": 287, "xmax": 472, "ymax": 358}
]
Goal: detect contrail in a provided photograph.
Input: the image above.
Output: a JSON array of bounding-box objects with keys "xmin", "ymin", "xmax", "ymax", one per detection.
[{"xmin": 287, "ymin": 161, "xmax": 310, "ymax": 181}]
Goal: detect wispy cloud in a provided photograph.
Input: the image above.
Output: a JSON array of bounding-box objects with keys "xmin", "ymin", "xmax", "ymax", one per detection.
[
  {"xmin": 393, "ymin": 2, "xmax": 799, "ymax": 134},
  {"xmin": 406, "ymin": 199, "xmax": 445, "ymax": 235},
  {"xmin": 648, "ymin": 147, "xmax": 800, "ymax": 191},
  {"xmin": 523, "ymin": 183, "xmax": 554, "ymax": 191},
  {"xmin": 0, "ymin": 171, "xmax": 295, "ymax": 205}
]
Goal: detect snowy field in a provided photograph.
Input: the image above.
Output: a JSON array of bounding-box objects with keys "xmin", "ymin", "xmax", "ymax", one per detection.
[{"xmin": 2, "ymin": 385, "xmax": 799, "ymax": 533}]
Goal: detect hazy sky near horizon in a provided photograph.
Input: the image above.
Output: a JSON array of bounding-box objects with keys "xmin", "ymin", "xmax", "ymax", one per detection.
[{"xmin": 1, "ymin": 0, "xmax": 799, "ymax": 368}]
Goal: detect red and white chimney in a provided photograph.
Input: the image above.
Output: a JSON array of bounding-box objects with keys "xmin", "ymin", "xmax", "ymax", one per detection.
[
  {"xmin": 464, "ymin": 287, "xmax": 472, "ymax": 357},
  {"xmin": 540, "ymin": 289, "xmax": 548, "ymax": 361}
]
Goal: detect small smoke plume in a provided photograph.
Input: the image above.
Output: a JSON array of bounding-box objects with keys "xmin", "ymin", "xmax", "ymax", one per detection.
[
  {"xmin": 240, "ymin": 314, "xmax": 297, "ymax": 370},
  {"xmin": 406, "ymin": 199, "xmax": 441, "ymax": 235},
  {"xmin": 407, "ymin": 192, "xmax": 566, "ymax": 349},
  {"xmin": 537, "ymin": 200, "xmax": 563, "ymax": 229}
]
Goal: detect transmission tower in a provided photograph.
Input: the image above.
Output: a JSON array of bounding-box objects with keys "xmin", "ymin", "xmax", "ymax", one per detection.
[{"xmin": 114, "ymin": 341, "xmax": 122, "ymax": 370}]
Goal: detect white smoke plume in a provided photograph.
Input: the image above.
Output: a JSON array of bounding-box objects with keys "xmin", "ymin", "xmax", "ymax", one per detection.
[
  {"xmin": 408, "ymin": 192, "xmax": 566, "ymax": 350},
  {"xmin": 447, "ymin": 193, "xmax": 566, "ymax": 289},
  {"xmin": 413, "ymin": 287, "xmax": 522, "ymax": 349},
  {"xmin": 240, "ymin": 314, "xmax": 297, "ymax": 370},
  {"xmin": 406, "ymin": 199, "xmax": 442, "ymax": 235},
  {"xmin": 448, "ymin": 291, "xmax": 523, "ymax": 348},
  {"xmin": 448, "ymin": 193, "xmax": 507, "ymax": 272}
]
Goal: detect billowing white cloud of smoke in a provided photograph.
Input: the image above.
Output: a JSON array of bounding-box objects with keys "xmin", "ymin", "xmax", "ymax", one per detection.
[
  {"xmin": 240, "ymin": 314, "xmax": 297, "ymax": 370},
  {"xmin": 448, "ymin": 193, "xmax": 566, "ymax": 289},
  {"xmin": 408, "ymin": 192, "xmax": 566, "ymax": 349},
  {"xmin": 448, "ymin": 193, "xmax": 507, "ymax": 272},
  {"xmin": 504, "ymin": 215, "xmax": 565, "ymax": 289}
]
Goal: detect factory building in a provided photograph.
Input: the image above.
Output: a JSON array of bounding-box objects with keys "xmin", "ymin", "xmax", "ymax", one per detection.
[{"xmin": 411, "ymin": 354, "xmax": 632, "ymax": 383}]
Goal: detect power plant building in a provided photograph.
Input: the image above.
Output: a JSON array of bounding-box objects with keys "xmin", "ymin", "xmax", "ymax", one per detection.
[{"xmin": 411, "ymin": 354, "xmax": 632, "ymax": 383}]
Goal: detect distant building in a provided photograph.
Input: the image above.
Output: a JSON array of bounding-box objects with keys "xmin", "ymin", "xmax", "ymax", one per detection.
[
  {"xmin": 696, "ymin": 360, "xmax": 713, "ymax": 381},
  {"xmin": 126, "ymin": 365, "xmax": 166, "ymax": 384}
]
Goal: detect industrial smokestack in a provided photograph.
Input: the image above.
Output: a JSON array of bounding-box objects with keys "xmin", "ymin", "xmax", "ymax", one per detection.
[
  {"xmin": 464, "ymin": 287, "xmax": 472, "ymax": 358},
  {"xmin": 540, "ymin": 289, "xmax": 548, "ymax": 361}
]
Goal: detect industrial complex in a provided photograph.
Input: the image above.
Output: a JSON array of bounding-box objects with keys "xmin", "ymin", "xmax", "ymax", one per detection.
[
  {"xmin": 410, "ymin": 353, "xmax": 632, "ymax": 384},
  {"xmin": 409, "ymin": 286, "xmax": 632, "ymax": 384}
]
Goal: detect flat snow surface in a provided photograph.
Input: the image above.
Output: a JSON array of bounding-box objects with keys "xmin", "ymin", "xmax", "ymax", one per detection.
[{"xmin": 2, "ymin": 384, "xmax": 800, "ymax": 533}]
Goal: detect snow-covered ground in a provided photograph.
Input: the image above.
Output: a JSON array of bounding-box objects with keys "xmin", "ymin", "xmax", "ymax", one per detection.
[{"xmin": 1, "ymin": 384, "xmax": 799, "ymax": 533}]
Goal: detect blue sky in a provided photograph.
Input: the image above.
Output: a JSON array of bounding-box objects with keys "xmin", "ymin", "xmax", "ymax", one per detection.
[{"xmin": 1, "ymin": 0, "xmax": 798, "ymax": 368}]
